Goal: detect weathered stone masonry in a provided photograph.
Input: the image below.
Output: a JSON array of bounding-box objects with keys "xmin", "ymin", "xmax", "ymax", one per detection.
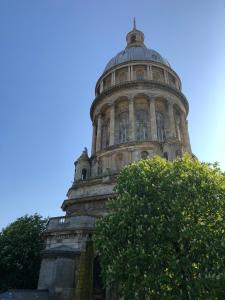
[{"xmin": 38, "ymin": 22, "xmax": 192, "ymax": 300}]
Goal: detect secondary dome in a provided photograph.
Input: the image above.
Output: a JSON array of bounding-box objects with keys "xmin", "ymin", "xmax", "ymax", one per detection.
[{"xmin": 104, "ymin": 19, "xmax": 170, "ymax": 72}]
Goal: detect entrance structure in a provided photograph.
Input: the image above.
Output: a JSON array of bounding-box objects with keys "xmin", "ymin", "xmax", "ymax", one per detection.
[{"xmin": 38, "ymin": 21, "xmax": 192, "ymax": 300}]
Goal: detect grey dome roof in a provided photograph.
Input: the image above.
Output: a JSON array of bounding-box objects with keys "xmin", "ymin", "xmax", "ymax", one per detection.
[{"xmin": 104, "ymin": 46, "xmax": 170, "ymax": 72}]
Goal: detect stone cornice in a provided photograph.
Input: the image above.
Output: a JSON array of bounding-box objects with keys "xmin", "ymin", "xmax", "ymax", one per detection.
[
  {"xmin": 91, "ymin": 139, "xmax": 163, "ymax": 157},
  {"xmin": 90, "ymin": 80, "xmax": 189, "ymax": 121},
  {"xmin": 41, "ymin": 249, "xmax": 80, "ymax": 258},
  {"xmin": 61, "ymin": 193, "xmax": 116, "ymax": 211},
  {"xmin": 67, "ymin": 176, "xmax": 117, "ymax": 195},
  {"xmin": 44, "ymin": 227, "xmax": 95, "ymax": 235}
]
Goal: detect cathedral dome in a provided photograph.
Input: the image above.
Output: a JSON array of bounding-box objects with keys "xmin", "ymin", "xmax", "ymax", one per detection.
[
  {"xmin": 104, "ymin": 19, "xmax": 170, "ymax": 72},
  {"xmin": 104, "ymin": 46, "xmax": 170, "ymax": 72}
]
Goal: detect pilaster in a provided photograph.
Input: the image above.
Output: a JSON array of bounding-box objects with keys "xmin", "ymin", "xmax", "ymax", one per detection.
[
  {"xmin": 168, "ymin": 101, "xmax": 176, "ymax": 138},
  {"xmin": 91, "ymin": 123, "xmax": 97, "ymax": 156},
  {"xmin": 181, "ymin": 113, "xmax": 192, "ymax": 153},
  {"xmin": 149, "ymin": 65, "xmax": 153, "ymax": 80},
  {"xmin": 100, "ymin": 81, "xmax": 104, "ymax": 93},
  {"xmin": 109, "ymin": 104, "xmax": 115, "ymax": 146},
  {"xmin": 96, "ymin": 114, "xmax": 102, "ymax": 152},
  {"xmin": 164, "ymin": 70, "xmax": 169, "ymax": 84},
  {"xmin": 147, "ymin": 65, "xmax": 151, "ymax": 80},
  {"xmin": 128, "ymin": 66, "xmax": 131, "ymax": 81},
  {"xmin": 130, "ymin": 65, "xmax": 134, "ymax": 81},
  {"xmin": 111, "ymin": 72, "xmax": 116, "ymax": 86}
]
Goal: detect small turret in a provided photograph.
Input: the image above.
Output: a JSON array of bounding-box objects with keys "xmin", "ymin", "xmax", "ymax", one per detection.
[{"xmin": 74, "ymin": 147, "xmax": 91, "ymax": 181}]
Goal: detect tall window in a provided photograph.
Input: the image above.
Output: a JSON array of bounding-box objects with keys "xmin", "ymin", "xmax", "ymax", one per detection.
[
  {"xmin": 168, "ymin": 73, "xmax": 176, "ymax": 88},
  {"xmin": 156, "ymin": 112, "xmax": 165, "ymax": 142},
  {"xmin": 118, "ymin": 112, "xmax": 129, "ymax": 143},
  {"xmin": 81, "ymin": 168, "xmax": 87, "ymax": 180},
  {"xmin": 101, "ymin": 119, "xmax": 110, "ymax": 149},
  {"xmin": 136, "ymin": 110, "xmax": 148, "ymax": 141},
  {"xmin": 152, "ymin": 67, "xmax": 164, "ymax": 82},
  {"xmin": 176, "ymin": 149, "xmax": 182, "ymax": 158},
  {"xmin": 136, "ymin": 69, "xmax": 145, "ymax": 80},
  {"xmin": 118, "ymin": 71, "xmax": 127, "ymax": 83},
  {"xmin": 104, "ymin": 76, "xmax": 111, "ymax": 90},
  {"xmin": 97, "ymin": 159, "xmax": 102, "ymax": 176}
]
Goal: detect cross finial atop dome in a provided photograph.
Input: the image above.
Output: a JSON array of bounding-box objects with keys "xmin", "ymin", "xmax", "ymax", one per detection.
[
  {"xmin": 126, "ymin": 19, "xmax": 145, "ymax": 48},
  {"xmin": 133, "ymin": 17, "xmax": 136, "ymax": 30}
]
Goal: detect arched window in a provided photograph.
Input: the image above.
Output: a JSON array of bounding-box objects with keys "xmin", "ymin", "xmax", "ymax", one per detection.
[
  {"xmin": 141, "ymin": 151, "xmax": 148, "ymax": 159},
  {"xmin": 163, "ymin": 152, "xmax": 168, "ymax": 160},
  {"xmin": 176, "ymin": 149, "xmax": 182, "ymax": 158},
  {"xmin": 97, "ymin": 159, "xmax": 102, "ymax": 176},
  {"xmin": 156, "ymin": 112, "xmax": 165, "ymax": 142},
  {"xmin": 118, "ymin": 71, "xmax": 127, "ymax": 83},
  {"xmin": 81, "ymin": 168, "xmax": 87, "ymax": 180},
  {"xmin": 118, "ymin": 112, "xmax": 129, "ymax": 143},
  {"xmin": 101, "ymin": 119, "xmax": 110, "ymax": 149},
  {"xmin": 104, "ymin": 76, "xmax": 111, "ymax": 90},
  {"xmin": 136, "ymin": 110, "xmax": 148, "ymax": 141},
  {"xmin": 152, "ymin": 67, "xmax": 164, "ymax": 82}
]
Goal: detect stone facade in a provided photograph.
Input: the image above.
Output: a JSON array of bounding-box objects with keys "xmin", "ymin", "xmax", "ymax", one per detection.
[{"xmin": 38, "ymin": 23, "xmax": 192, "ymax": 300}]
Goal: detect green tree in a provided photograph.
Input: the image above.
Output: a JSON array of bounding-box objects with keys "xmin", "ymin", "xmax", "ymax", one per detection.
[
  {"xmin": 0, "ymin": 214, "xmax": 48, "ymax": 292},
  {"xmin": 95, "ymin": 155, "xmax": 225, "ymax": 300}
]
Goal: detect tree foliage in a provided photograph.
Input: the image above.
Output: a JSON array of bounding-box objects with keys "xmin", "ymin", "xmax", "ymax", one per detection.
[
  {"xmin": 0, "ymin": 214, "xmax": 48, "ymax": 292},
  {"xmin": 95, "ymin": 155, "xmax": 225, "ymax": 299}
]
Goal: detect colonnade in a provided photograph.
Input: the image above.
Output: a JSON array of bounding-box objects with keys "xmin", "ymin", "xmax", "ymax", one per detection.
[
  {"xmin": 98, "ymin": 63, "xmax": 180, "ymax": 94},
  {"xmin": 91, "ymin": 97, "xmax": 188, "ymax": 155}
]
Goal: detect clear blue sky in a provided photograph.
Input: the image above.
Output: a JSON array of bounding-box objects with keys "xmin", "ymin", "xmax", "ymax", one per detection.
[{"xmin": 0, "ymin": 0, "xmax": 225, "ymax": 230}]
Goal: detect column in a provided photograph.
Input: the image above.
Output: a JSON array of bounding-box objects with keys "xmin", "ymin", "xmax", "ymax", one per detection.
[
  {"xmin": 130, "ymin": 65, "xmax": 134, "ymax": 80},
  {"xmin": 168, "ymin": 101, "xmax": 176, "ymax": 138},
  {"xmin": 109, "ymin": 104, "xmax": 115, "ymax": 146},
  {"xmin": 96, "ymin": 114, "xmax": 102, "ymax": 152},
  {"xmin": 128, "ymin": 66, "xmax": 131, "ymax": 81},
  {"xmin": 100, "ymin": 81, "xmax": 104, "ymax": 93},
  {"xmin": 149, "ymin": 97, "xmax": 157, "ymax": 140},
  {"xmin": 111, "ymin": 73, "xmax": 114, "ymax": 86},
  {"xmin": 164, "ymin": 70, "xmax": 169, "ymax": 84},
  {"xmin": 147, "ymin": 65, "xmax": 151, "ymax": 80},
  {"xmin": 149, "ymin": 65, "xmax": 153, "ymax": 80},
  {"xmin": 181, "ymin": 113, "xmax": 192, "ymax": 153},
  {"xmin": 111, "ymin": 72, "xmax": 116, "ymax": 86},
  {"xmin": 91, "ymin": 123, "xmax": 97, "ymax": 155},
  {"xmin": 129, "ymin": 98, "xmax": 135, "ymax": 141}
]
